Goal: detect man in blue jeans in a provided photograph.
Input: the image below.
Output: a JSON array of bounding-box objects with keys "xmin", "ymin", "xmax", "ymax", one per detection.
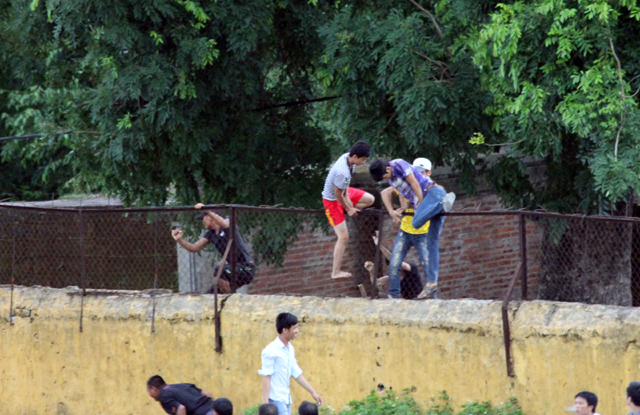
[{"xmin": 369, "ymin": 158, "xmax": 455, "ymax": 299}]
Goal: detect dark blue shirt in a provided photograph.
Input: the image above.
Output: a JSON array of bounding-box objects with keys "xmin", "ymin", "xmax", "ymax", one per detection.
[
  {"xmin": 204, "ymin": 224, "xmax": 253, "ymax": 265},
  {"xmin": 159, "ymin": 383, "xmax": 213, "ymax": 415}
]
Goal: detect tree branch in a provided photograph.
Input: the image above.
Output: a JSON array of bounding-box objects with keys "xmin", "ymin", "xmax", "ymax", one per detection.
[
  {"xmin": 379, "ymin": 111, "xmax": 398, "ymax": 133},
  {"xmin": 407, "ymin": 0, "xmax": 443, "ymax": 38},
  {"xmin": 482, "ymin": 137, "xmax": 527, "ymax": 147},
  {"xmin": 609, "ymin": 38, "xmax": 627, "ymax": 162},
  {"xmin": 609, "ymin": 38, "xmax": 625, "ymax": 99},
  {"xmin": 251, "ymin": 95, "xmax": 342, "ymax": 112}
]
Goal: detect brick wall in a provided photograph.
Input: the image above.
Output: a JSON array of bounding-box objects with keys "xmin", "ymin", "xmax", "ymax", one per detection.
[{"xmin": 247, "ymin": 190, "xmax": 542, "ymax": 299}]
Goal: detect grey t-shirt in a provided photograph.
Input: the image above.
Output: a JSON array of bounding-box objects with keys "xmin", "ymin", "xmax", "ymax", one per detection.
[{"xmin": 322, "ymin": 153, "xmax": 353, "ymax": 201}]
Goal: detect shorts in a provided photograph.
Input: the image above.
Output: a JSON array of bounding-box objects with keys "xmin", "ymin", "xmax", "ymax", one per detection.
[
  {"xmin": 323, "ymin": 187, "xmax": 366, "ymax": 226},
  {"xmin": 205, "ymin": 262, "xmax": 255, "ymax": 293}
]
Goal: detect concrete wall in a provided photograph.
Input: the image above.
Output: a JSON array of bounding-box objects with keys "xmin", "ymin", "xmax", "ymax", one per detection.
[{"xmin": 1, "ymin": 287, "xmax": 639, "ymax": 415}]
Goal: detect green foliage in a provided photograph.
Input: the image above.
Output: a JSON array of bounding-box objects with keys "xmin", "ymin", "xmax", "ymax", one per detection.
[
  {"xmin": 0, "ymin": 0, "xmax": 337, "ymax": 207},
  {"xmin": 341, "ymin": 389, "xmax": 422, "ymax": 415},
  {"xmin": 2, "ymin": 0, "xmax": 640, "ymax": 214},
  {"xmin": 317, "ymin": 1, "xmax": 498, "ymax": 196},
  {"xmin": 469, "ymin": 0, "xmax": 640, "ymax": 212}
]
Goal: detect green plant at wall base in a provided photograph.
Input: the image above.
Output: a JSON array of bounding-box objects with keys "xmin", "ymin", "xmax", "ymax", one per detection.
[
  {"xmin": 241, "ymin": 391, "xmax": 523, "ymax": 415},
  {"xmin": 341, "ymin": 389, "xmax": 422, "ymax": 415}
]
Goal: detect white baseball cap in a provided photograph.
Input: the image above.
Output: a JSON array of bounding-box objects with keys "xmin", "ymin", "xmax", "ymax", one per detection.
[{"xmin": 412, "ymin": 157, "xmax": 432, "ymax": 172}]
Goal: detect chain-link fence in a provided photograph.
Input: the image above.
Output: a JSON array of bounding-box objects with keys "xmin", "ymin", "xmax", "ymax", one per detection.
[
  {"xmin": 3, "ymin": 204, "xmax": 640, "ymax": 342},
  {"xmin": 3, "ymin": 205, "xmax": 640, "ymax": 301},
  {"xmin": 3, "ymin": 203, "xmax": 640, "ymax": 368}
]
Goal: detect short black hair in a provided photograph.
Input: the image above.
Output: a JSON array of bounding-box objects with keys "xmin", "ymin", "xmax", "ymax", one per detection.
[
  {"xmin": 349, "ymin": 141, "xmax": 370, "ymax": 158},
  {"xmin": 259, "ymin": 403, "xmax": 279, "ymax": 415},
  {"xmin": 298, "ymin": 401, "xmax": 318, "ymax": 415},
  {"xmin": 628, "ymin": 382, "xmax": 640, "ymax": 406},
  {"xmin": 213, "ymin": 398, "xmax": 233, "ymax": 415},
  {"xmin": 276, "ymin": 312, "xmax": 298, "ymax": 334},
  {"xmin": 147, "ymin": 375, "xmax": 166, "ymax": 389},
  {"xmin": 369, "ymin": 159, "xmax": 390, "ymax": 182},
  {"xmin": 197, "ymin": 209, "xmax": 222, "ymax": 220},
  {"xmin": 575, "ymin": 391, "xmax": 597, "ymax": 412}
]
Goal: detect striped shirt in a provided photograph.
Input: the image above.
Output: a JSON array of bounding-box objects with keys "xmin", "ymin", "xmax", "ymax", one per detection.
[
  {"xmin": 322, "ymin": 153, "xmax": 353, "ymax": 201},
  {"xmin": 388, "ymin": 159, "xmax": 433, "ymax": 206}
]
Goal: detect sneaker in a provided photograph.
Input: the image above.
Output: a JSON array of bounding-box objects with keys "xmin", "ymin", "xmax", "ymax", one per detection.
[
  {"xmin": 441, "ymin": 192, "xmax": 456, "ymax": 213},
  {"xmin": 416, "ymin": 285, "xmax": 437, "ymax": 300}
]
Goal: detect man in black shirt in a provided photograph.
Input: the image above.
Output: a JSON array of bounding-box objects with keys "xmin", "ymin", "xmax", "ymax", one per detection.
[
  {"xmin": 364, "ymin": 234, "xmax": 424, "ymax": 299},
  {"xmin": 172, "ymin": 203, "xmax": 255, "ymax": 293},
  {"xmin": 147, "ymin": 375, "xmax": 215, "ymax": 415}
]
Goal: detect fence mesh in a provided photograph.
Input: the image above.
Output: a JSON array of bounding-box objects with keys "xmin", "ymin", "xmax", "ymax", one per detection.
[{"xmin": 2, "ymin": 205, "xmax": 640, "ymax": 307}]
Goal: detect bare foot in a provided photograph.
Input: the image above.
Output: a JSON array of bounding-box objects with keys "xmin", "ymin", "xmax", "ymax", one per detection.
[{"xmin": 331, "ymin": 270, "xmax": 352, "ymax": 279}]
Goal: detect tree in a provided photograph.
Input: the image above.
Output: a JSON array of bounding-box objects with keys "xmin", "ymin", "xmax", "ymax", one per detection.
[
  {"xmin": 317, "ymin": 0, "xmax": 500, "ymax": 195},
  {"xmin": 1, "ymin": 0, "xmax": 337, "ymax": 207},
  {"xmin": 469, "ymin": 0, "xmax": 640, "ymax": 214},
  {"xmin": 0, "ymin": 1, "xmax": 75, "ymax": 201}
]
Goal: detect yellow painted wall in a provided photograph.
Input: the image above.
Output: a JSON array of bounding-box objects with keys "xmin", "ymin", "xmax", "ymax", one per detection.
[{"xmin": 1, "ymin": 287, "xmax": 640, "ymax": 415}]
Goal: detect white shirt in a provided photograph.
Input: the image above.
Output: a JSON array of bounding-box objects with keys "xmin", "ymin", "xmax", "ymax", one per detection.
[
  {"xmin": 258, "ymin": 336, "xmax": 303, "ymax": 404},
  {"xmin": 321, "ymin": 153, "xmax": 353, "ymax": 201}
]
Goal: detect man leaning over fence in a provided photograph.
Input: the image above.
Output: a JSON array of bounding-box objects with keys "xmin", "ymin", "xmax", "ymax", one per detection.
[
  {"xmin": 369, "ymin": 158, "xmax": 455, "ymax": 299},
  {"xmin": 171, "ymin": 203, "xmax": 255, "ymax": 293}
]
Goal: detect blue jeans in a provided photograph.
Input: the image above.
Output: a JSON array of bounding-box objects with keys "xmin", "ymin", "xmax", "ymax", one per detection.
[
  {"xmin": 412, "ymin": 186, "xmax": 446, "ymax": 291},
  {"xmin": 270, "ymin": 399, "xmax": 291, "ymax": 415},
  {"xmin": 388, "ymin": 230, "xmax": 429, "ymax": 298}
]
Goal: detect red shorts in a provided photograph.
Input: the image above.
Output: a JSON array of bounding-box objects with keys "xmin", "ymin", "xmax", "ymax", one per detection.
[{"xmin": 323, "ymin": 187, "xmax": 366, "ymax": 226}]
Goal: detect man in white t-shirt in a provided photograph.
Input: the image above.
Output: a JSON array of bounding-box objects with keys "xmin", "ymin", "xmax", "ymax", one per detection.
[
  {"xmin": 321, "ymin": 141, "xmax": 374, "ymax": 279},
  {"xmin": 259, "ymin": 313, "xmax": 323, "ymax": 415}
]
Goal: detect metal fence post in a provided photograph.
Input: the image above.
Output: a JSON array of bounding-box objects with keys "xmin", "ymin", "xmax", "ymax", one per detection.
[
  {"xmin": 502, "ymin": 263, "xmax": 522, "ymax": 377},
  {"xmin": 78, "ymin": 210, "xmax": 86, "ymax": 333},
  {"xmin": 151, "ymin": 217, "xmax": 158, "ymax": 334},
  {"xmin": 214, "ymin": 239, "xmax": 233, "ymax": 354},
  {"xmin": 229, "ymin": 206, "xmax": 237, "ymax": 293},
  {"xmin": 519, "ymin": 213, "xmax": 528, "ymax": 300},
  {"xmin": 10, "ymin": 218, "xmax": 16, "ymax": 326},
  {"xmin": 371, "ymin": 210, "xmax": 384, "ymax": 299}
]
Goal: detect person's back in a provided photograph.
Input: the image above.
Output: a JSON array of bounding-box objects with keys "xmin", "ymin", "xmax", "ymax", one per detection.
[{"xmin": 160, "ymin": 383, "xmax": 214, "ymax": 415}]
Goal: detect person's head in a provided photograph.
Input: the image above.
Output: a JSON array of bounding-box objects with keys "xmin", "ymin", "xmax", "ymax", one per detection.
[
  {"xmin": 348, "ymin": 141, "xmax": 371, "ymax": 166},
  {"xmin": 276, "ymin": 312, "xmax": 299, "ymax": 341},
  {"xmin": 197, "ymin": 212, "xmax": 215, "ymax": 230},
  {"xmin": 146, "ymin": 375, "xmax": 166, "ymax": 401},
  {"xmin": 627, "ymin": 382, "xmax": 640, "ymax": 408},
  {"xmin": 412, "ymin": 158, "xmax": 432, "ymax": 177},
  {"xmin": 369, "ymin": 159, "xmax": 392, "ymax": 182},
  {"xmin": 213, "ymin": 398, "xmax": 233, "ymax": 415},
  {"xmin": 574, "ymin": 392, "xmax": 597, "ymax": 415},
  {"xmin": 299, "ymin": 401, "xmax": 318, "ymax": 415},
  {"xmin": 258, "ymin": 403, "xmax": 279, "ymax": 415}
]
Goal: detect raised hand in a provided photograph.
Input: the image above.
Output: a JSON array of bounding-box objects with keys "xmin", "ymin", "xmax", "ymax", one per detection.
[{"xmin": 171, "ymin": 228, "xmax": 183, "ymax": 241}]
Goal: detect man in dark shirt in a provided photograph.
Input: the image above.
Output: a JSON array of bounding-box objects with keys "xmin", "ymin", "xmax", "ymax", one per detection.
[
  {"xmin": 147, "ymin": 375, "xmax": 215, "ymax": 415},
  {"xmin": 364, "ymin": 233, "xmax": 424, "ymax": 299},
  {"xmin": 172, "ymin": 203, "xmax": 255, "ymax": 293}
]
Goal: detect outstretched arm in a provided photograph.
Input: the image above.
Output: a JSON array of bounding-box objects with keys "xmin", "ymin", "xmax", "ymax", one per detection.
[
  {"xmin": 294, "ymin": 374, "xmax": 323, "ymax": 406},
  {"xmin": 171, "ymin": 229, "xmax": 209, "ymax": 253},
  {"xmin": 372, "ymin": 232, "xmax": 392, "ymax": 262}
]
